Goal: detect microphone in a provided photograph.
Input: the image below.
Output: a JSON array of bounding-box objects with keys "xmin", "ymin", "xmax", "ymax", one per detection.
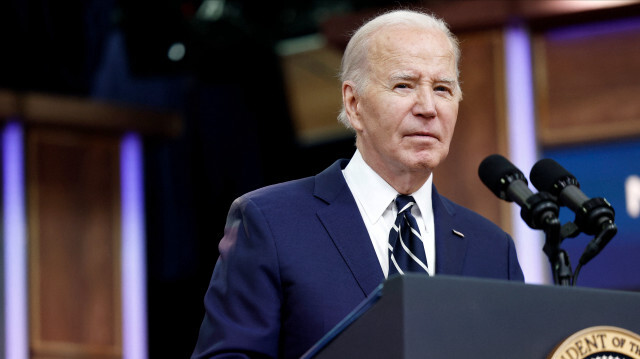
[
  {"xmin": 529, "ymin": 158, "xmax": 615, "ymax": 235},
  {"xmin": 530, "ymin": 158, "xmax": 617, "ymax": 266},
  {"xmin": 478, "ymin": 154, "xmax": 559, "ymax": 230}
]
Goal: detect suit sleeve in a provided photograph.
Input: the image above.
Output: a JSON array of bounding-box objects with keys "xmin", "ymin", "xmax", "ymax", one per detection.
[{"xmin": 191, "ymin": 197, "xmax": 282, "ymax": 359}]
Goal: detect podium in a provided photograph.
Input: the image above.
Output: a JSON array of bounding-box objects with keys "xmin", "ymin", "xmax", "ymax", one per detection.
[{"xmin": 303, "ymin": 274, "xmax": 640, "ymax": 358}]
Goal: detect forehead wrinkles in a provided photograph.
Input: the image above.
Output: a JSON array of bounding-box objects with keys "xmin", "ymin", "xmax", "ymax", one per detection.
[{"xmin": 367, "ymin": 27, "xmax": 456, "ymax": 75}]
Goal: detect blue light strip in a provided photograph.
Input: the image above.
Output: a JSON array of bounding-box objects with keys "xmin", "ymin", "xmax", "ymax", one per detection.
[
  {"xmin": 2, "ymin": 121, "xmax": 28, "ymax": 359},
  {"xmin": 504, "ymin": 25, "xmax": 551, "ymax": 284},
  {"xmin": 121, "ymin": 133, "xmax": 147, "ymax": 359},
  {"xmin": 546, "ymin": 15, "xmax": 640, "ymax": 41}
]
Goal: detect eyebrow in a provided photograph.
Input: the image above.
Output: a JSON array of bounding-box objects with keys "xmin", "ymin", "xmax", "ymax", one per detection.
[
  {"xmin": 389, "ymin": 73, "xmax": 418, "ymax": 82},
  {"xmin": 390, "ymin": 73, "xmax": 457, "ymax": 84},
  {"xmin": 436, "ymin": 78, "xmax": 458, "ymax": 86}
]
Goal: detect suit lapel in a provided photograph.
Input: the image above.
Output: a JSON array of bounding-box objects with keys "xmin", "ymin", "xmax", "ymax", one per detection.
[
  {"xmin": 314, "ymin": 160, "xmax": 385, "ymax": 297},
  {"xmin": 433, "ymin": 187, "xmax": 469, "ymax": 275}
]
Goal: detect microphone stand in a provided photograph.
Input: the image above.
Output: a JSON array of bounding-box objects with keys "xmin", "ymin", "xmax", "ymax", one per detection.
[
  {"xmin": 551, "ymin": 250, "xmax": 573, "ymax": 286},
  {"xmin": 543, "ymin": 218, "xmax": 617, "ymax": 286},
  {"xmin": 525, "ymin": 193, "xmax": 617, "ymax": 286},
  {"xmin": 563, "ymin": 197, "xmax": 617, "ymax": 285},
  {"xmin": 520, "ymin": 192, "xmax": 573, "ymax": 286},
  {"xmin": 540, "ymin": 216, "xmax": 573, "ymax": 286}
]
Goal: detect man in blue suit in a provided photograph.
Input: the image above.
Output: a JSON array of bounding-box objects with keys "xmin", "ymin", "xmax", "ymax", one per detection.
[{"xmin": 192, "ymin": 9, "xmax": 524, "ymax": 359}]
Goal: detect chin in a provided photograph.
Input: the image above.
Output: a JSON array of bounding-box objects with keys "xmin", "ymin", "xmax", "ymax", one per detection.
[
  {"xmin": 402, "ymin": 159, "xmax": 437, "ymax": 174},
  {"xmin": 409, "ymin": 151, "xmax": 447, "ymax": 170}
]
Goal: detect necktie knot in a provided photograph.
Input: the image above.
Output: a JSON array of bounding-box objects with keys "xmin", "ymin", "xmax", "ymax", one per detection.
[{"xmin": 395, "ymin": 195, "xmax": 415, "ymax": 215}]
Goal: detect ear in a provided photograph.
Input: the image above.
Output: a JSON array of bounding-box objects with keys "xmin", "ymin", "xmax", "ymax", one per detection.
[{"xmin": 342, "ymin": 81, "xmax": 363, "ymax": 131}]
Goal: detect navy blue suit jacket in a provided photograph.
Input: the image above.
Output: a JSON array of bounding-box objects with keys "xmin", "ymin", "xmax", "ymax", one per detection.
[{"xmin": 192, "ymin": 159, "xmax": 524, "ymax": 359}]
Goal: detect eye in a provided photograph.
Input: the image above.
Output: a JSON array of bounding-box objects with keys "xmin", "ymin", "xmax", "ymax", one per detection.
[
  {"xmin": 394, "ymin": 83, "xmax": 410, "ymax": 89},
  {"xmin": 434, "ymin": 85, "xmax": 455, "ymax": 96}
]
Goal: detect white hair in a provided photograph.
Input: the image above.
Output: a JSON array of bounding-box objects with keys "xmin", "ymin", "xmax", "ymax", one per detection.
[{"xmin": 337, "ymin": 10, "xmax": 461, "ymax": 129}]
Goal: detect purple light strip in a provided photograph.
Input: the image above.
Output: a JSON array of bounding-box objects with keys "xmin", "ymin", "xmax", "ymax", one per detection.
[
  {"xmin": 546, "ymin": 15, "xmax": 640, "ymax": 41},
  {"xmin": 504, "ymin": 25, "xmax": 551, "ymax": 284},
  {"xmin": 121, "ymin": 132, "xmax": 147, "ymax": 359},
  {"xmin": 2, "ymin": 121, "xmax": 28, "ymax": 359}
]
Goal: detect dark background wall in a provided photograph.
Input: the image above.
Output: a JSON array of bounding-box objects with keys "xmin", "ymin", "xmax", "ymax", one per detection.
[{"xmin": 3, "ymin": 1, "xmax": 640, "ymax": 358}]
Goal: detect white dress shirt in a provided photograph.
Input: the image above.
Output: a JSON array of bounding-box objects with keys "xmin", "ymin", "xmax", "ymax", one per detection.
[{"xmin": 342, "ymin": 150, "xmax": 436, "ymax": 277}]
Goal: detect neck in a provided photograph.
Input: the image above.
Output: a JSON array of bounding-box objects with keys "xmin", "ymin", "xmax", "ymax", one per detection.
[
  {"xmin": 385, "ymin": 172, "xmax": 430, "ymax": 195},
  {"xmin": 359, "ymin": 150, "xmax": 431, "ymax": 195}
]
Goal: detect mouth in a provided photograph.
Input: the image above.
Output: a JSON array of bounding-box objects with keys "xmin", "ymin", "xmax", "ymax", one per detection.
[{"xmin": 405, "ymin": 132, "xmax": 438, "ymax": 140}]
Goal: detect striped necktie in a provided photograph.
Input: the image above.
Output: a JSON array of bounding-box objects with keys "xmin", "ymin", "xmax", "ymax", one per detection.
[{"xmin": 388, "ymin": 195, "xmax": 429, "ymax": 276}]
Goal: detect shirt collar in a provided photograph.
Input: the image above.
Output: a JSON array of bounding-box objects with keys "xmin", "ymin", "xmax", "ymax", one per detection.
[
  {"xmin": 411, "ymin": 174, "xmax": 433, "ymax": 225},
  {"xmin": 343, "ymin": 150, "xmax": 433, "ymax": 223}
]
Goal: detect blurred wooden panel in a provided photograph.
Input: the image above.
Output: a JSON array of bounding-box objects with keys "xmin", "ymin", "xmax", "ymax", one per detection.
[
  {"xmin": 0, "ymin": 89, "xmax": 18, "ymax": 117},
  {"xmin": 534, "ymin": 20, "xmax": 640, "ymax": 146},
  {"xmin": 28, "ymin": 128, "xmax": 122, "ymax": 359},
  {"xmin": 434, "ymin": 30, "xmax": 511, "ymax": 231},
  {"xmin": 279, "ymin": 37, "xmax": 351, "ymax": 145},
  {"xmin": 21, "ymin": 93, "xmax": 182, "ymax": 137}
]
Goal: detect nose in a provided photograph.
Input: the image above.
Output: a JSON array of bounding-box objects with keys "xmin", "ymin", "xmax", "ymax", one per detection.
[{"xmin": 413, "ymin": 87, "xmax": 437, "ymax": 118}]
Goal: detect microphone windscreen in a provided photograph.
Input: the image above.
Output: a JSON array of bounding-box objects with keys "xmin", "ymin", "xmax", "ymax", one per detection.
[
  {"xmin": 478, "ymin": 154, "xmax": 523, "ymax": 198},
  {"xmin": 530, "ymin": 158, "xmax": 574, "ymax": 196}
]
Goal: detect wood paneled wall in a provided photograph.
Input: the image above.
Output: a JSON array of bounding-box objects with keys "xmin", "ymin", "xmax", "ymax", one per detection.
[
  {"xmin": 28, "ymin": 129, "xmax": 122, "ymax": 359},
  {"xmin": 534, "ymin": 20, "xmax": 640, "ymax": 146},
  {"xmin": 433, "ymin": 30, "xmax": 511, "ymax": 231},
  {"xmin": 280, "ymin": 44, "xmax": 349, "ymax": 145},
  {"xmin": 0, "ymin": 91, "xmax": 180, "ymax": 359}
]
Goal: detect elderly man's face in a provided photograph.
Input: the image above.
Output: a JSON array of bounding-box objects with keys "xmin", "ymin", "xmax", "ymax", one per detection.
[{"xmin": 346, "ymin": 26, "xmax": 460, "ymax": 183}]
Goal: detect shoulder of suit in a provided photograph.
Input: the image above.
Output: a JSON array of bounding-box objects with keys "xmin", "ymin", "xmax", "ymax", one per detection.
[
  {"xmin": 238, "ymin": 176, "xmax": 316, "ymax": 205},
  {"xmin": 439, "ymin": 194, "xmax": 507, "ymax": 235}
]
